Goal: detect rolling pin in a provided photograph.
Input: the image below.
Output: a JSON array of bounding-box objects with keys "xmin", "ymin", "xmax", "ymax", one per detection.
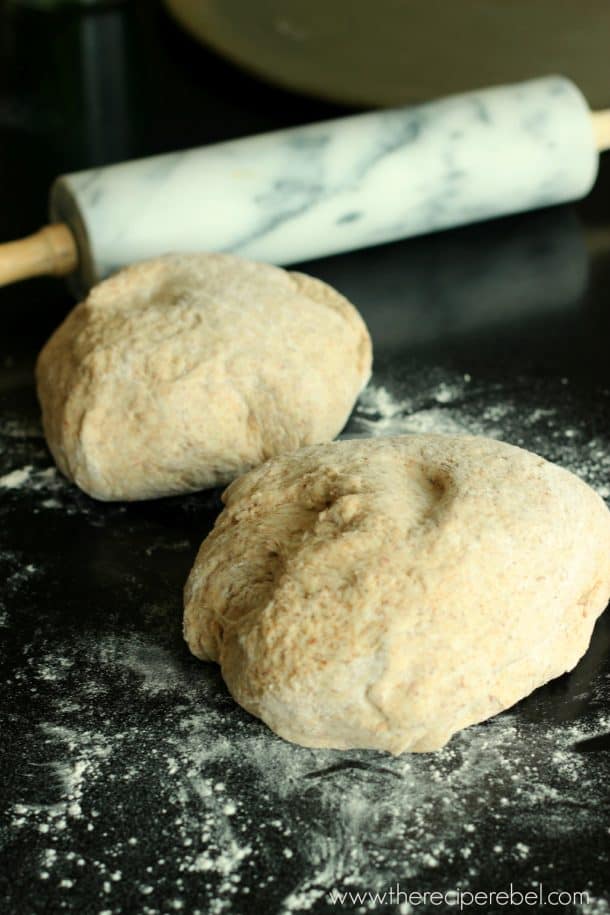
[{"xmin": 1, "ymin": 75, "xmax": 609, "ymax": 294}]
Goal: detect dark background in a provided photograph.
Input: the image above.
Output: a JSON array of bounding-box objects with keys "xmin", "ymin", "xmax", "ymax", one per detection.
[{"xmin": 1, "ymin": 3, "xmax": 610, "ymax": 914}]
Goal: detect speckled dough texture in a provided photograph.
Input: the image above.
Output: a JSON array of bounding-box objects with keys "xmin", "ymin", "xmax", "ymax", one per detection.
[
  {"xmin": 184, "ymin": 434, "xmax": 610, "ymax": 754},
  {"xmin": 35, "ymin": 253, "xmax": 372, "ymax": 501}
]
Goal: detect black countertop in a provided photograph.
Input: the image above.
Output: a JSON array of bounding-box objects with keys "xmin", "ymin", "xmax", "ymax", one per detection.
[{"xmin": 1, "ymin": 4, "xmax": 610, "ymax": 914}]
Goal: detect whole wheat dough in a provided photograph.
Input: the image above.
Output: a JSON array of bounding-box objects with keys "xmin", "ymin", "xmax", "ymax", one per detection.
[
  {"xmin": 35, "ymin": 253, "xmax": 372, "ymax": 501},
  {"xmin": 184, "ymin": 434, "xmax": 610, "ymax": 754}
]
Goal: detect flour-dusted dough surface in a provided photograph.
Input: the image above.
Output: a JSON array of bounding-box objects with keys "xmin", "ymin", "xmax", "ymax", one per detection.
[
  {"xmin": 35, "ymin": 253, "xmax": 372, "ymax": 501},
  {"xmin": 184, "ymin": 434, "xmax": 610, "ymax": 754}
]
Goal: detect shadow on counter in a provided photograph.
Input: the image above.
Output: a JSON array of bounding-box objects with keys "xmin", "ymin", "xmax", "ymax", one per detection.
[{"xmin": 300, "ymin": 206, "xmax": 591, "ymax": 359}]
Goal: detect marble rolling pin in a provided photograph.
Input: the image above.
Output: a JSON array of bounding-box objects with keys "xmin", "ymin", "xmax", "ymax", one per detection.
[{"xmin": 1, "ymin": 75, "xmax": 609, "ymax": 293}]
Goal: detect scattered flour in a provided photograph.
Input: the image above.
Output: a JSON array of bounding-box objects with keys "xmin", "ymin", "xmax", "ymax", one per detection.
[
  {"xmin": 579, "ymin": 899, "xmax": 610, "ymax": 915},
  {"xmin": 3, "ymin": 624, "xmax": 608, "ymax": 914},
  {"xmin": 3, "ymin": 366, "xmax": 610, "ymax": 914},
  {"xmin": 0, "ymin": 417, "xmax": 42, "ymax": 440},
  {"xmin": 0, "ymin": 465, "xmax": 33, "ymax": 489},
  {"xmin": 95, "ymin": 635, "xmax": 200, "ymax": 697},
  {"xmin": 0, "ymin": 464, "xmax": 62, "ymax": 495},
  {"xmin": 357, "ymin": 385, "xmax": 412, "ymax": 420}
]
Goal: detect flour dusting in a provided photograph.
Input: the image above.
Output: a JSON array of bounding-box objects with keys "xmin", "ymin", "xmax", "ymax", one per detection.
[
  {"xmin": 5, "ymin": 633, "xmax": 610, "ymax": 914},
  {"xmin": 0, "ymin": 465, "xmax": 33, "ymax": 489},
  {"xmin": 2, "ymin": 365, "xmax": 610, "ymax": 914}
]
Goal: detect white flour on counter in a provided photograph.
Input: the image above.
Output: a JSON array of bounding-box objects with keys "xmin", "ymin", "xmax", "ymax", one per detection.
[
  {"xmin": 0, "ymin": 465, "xmax": 33, "ymax": 489},
  {"xmin": 0, "ymin": 464, "xmax": 60, "ymax": 492},
  {"xmin": 579, "ymin": 899, "xmax": 610, "ymax": 915},
  {"xmin": 5, "ymin": 626, "xmax": 609, "ymax": 915},
  {"xmin": 0, "ymin": 413, "xmax": 69, "ymax": 507},
  {"xmin": 3, "ymin": 366, "xmax": 610, "ymax": 914}
]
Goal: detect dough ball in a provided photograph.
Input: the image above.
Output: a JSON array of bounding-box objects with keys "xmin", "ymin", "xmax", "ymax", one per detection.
[
  {"xmin": 184, "ymin": 434, "xmax": 610, "ymax": 754},
  {"xmin": 36, "ymin": 253, "xmax": 372, "ymax": 501}
]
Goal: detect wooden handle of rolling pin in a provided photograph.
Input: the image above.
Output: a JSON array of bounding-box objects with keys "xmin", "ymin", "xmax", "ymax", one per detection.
[
  {"xmin": 592, "ymin": 110, "xmax": 610, "ymax": 152},
  {"xmin": 0, "ymin": 223, "xmax": 78, "ymax": 287}
]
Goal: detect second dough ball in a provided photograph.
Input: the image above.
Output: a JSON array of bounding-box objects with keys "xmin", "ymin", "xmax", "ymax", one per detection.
[{"xmin": 36, "ymin": 253, "xmax": 372, "ymax": 500}]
